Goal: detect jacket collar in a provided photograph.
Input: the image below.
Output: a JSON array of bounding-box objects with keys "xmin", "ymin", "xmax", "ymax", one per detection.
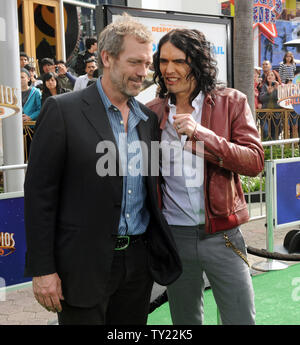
[
  {"xmin": 24, "ymin": 86, "xmax": 39, "ymax": 105},
  {"xmin": 81, "ymin": 83, "xmax": 117, "ymax": 145}
]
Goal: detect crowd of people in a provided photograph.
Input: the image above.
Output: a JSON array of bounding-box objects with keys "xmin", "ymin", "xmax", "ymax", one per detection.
[
  {"xmin": 20, "ymin": 40, "xmax": 99, "ymax": 157},
  {"xmin": 20, "ymin": 41, "xmax": 98, "ymax": 122},
  {"xmin": 254, "ymin": 52, "xmax": 298, "ymax": 140},
  {"xmin": 21, "ymin": 46, "xmax": 299, "ymax": 144}
]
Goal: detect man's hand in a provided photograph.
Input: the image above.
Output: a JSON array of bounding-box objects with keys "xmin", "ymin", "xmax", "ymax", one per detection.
[
  {"xmin": 32, "ymin": 273, "xmax": 64, "ymax": 313},
  {"xmin": 173, "ymin": 113, "xmax": 197, "ymax": 138},
  {"xmin": 57, "ymin": 63, "xmax": 67, "ymax": 76},
  {"xmin": 22, "ymin": 114, "xmax": 31, "ymax": 123},
  {"xmin": 49, "ymin": 65, "xmax": 56, "ymax": 74}
]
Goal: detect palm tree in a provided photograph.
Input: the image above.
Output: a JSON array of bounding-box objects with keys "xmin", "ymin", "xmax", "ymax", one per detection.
[{"xmin": 234, "ymin": 0, "xmax": 255, "ymax": 118}]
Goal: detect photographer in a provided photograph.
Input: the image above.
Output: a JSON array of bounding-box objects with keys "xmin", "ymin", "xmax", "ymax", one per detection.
[
  {"xmin": 24, "ymin": 64, "xmax": 43, "ymax": 89},
  {"xmin": 55, "ymin": 60, "xmax": 77, "ymax": 90}
]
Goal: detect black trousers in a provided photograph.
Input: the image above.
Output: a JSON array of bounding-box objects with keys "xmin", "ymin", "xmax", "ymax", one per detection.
[{"xmin": 57, "ymin": 238, "xmax": 154, "ymax": 325}]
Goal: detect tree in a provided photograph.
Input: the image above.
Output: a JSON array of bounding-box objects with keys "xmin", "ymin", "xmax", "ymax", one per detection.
[{"xmin": 234, "ymin": 0, "xmax": 255, "ymax": 118}]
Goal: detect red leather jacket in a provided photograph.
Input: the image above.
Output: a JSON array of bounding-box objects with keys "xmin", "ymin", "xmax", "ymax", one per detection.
[{"xmin": 146, "ymin": 87, "xmax": 264, "ymax": 234}]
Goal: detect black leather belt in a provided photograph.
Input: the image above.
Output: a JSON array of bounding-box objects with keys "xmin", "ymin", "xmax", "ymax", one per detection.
[{"xmin": 114, "ymin": 234, "xmax": 144, "ymax": 250}]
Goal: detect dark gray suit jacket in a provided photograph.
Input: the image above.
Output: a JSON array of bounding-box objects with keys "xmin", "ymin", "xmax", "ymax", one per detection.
[{"xmin": 24, "ymin": 83, "xmax": 182, "ymax": 307}]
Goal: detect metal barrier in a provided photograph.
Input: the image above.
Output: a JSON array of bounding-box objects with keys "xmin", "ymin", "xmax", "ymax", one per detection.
[
  {"xmin": 3, "ymin": 121, "xmax": 300, "ymax": 222},
  {"xmin": 23, "ymin": 121, "xmax": 35, "ymax": 162},
  {"xmin": 245, "ymin": 137, "xmax": 300, "ymax": 221},
  {"xmin": 0, "ymin": 164, "xmax": 27, "ymax": 172},
  {"xmin": 0, "ymin": 164, "xmax": 27, "ymax": 198},
  {"xmin": 256, "ymin": 108, "xmax": 300, "ymax": 141}
]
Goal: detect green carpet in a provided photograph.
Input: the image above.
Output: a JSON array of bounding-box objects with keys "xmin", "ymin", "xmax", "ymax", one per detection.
[{"xmin": 148, "ymin": 263, "xmax": 300, "ymax": 325}]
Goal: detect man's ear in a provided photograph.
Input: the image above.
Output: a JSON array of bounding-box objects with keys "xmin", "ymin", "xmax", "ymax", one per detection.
[{"xmin": 101, "ymin": 50, "xmax": 113, "ymax": 68}]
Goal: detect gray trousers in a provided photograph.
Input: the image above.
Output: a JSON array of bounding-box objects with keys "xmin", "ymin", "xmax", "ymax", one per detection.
[{"xmin": 167, "ymin": 225, "xmax": 256, "ymax": 325}]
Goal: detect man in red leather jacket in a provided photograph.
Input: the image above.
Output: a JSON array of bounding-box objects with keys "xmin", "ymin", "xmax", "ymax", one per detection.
[{"xmin": 146, "ymin": 29, "xmax": 264, "ymax": 325}]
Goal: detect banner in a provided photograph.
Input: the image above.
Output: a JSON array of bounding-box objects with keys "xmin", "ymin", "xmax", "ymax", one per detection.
[
  {"xmin": 112, "ymin": 15, "xmax": 229, "ymax": 85},
  {"xmin": 260, "ymin": 20, "xmax": 300, "ymax": 68},
  {"xmin": 0, "ymin": 196, "xmax": 31, "ymax": 286},
  {"xmin": 107, "ymin": 7, "xmax": 232, "ymax": 103},
  {"xmin": 253, "ymin": 0, "xmax": 283, "ymax": 40},
  {"xmin": 274, "ymin": 159, "xmax": 300, "ymax": 228}
]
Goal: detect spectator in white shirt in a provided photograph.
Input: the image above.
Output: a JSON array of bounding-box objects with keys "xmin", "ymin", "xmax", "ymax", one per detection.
[{"xmin": 73, "ymin": 59, "xmax": 97, "ymax": 91}]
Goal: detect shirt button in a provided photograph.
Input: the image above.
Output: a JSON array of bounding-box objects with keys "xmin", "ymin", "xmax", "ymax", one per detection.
[
  {"xmin": 120, "ymin": 120, "xmax": 124, "ymax": 125},
  {"xmin": 126, "ymin": 213, "xmax": 130, "ymax": 218},
  {"xmin": 128, "ymin": 189, "xmax": 132, "ymax": 194}
]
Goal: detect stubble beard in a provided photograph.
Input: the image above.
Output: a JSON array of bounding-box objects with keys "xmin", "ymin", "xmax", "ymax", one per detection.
[
  {"xmin": 113, "ymin": 76, "xmax": 143, "ymax": 98},
  {"xmin": 110, "ymin": 59, "xmax": 144, "ymax": 98}
]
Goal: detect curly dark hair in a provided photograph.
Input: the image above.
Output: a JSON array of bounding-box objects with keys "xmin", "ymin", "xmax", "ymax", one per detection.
[{"xmin": 153, "ymin": 29, "xmax": 218, "ymax": 105}]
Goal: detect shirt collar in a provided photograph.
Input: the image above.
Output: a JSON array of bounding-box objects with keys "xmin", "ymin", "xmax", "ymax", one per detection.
[
  {"xmin": 96, "ymin": 77, "xmax": 148, "ymax": 122},
  {"xmin": 191, "ymin": 91, "xmax": 204, "ymax": 109},
  {"xmin": 168, "ymin": 91, "xmax": 204, "ymax": 110}
]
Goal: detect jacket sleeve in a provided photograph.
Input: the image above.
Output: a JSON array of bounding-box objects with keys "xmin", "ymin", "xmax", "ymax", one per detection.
[
  {"xmin": 24, "ymin": 96, "xmax": 66, "ymax": 277},
  {"xmin": 29, "ymin": 89, "xmax": 42, "ymax": 121},
  {"xmin": 189, "ymin": 93, "xmax": 264, "ymax": 177},
  {"xmin": 66, "ymin": 71, "xmax": 77, "ymax": 86}
]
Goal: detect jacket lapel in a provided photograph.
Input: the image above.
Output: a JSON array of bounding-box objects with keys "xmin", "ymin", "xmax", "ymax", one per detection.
[
  {"xmin": 136, "ymin": 109, "xmax": 160, "ymax": 202},
  {"xmin": 136, "ymin": 112, "xmax": 152, "ymax": 178},
  {"xmin": 80, "ymin": 84, "xmax": 122, "ymax": 175},
  {"xmin": 201, "ymin": 94, "xmax": 213, "ymax": 128}
]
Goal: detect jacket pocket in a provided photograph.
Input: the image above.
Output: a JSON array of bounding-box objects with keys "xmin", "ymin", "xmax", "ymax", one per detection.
[{"xmin": 208, "ymin": 168, "xmax": 236, "ymax": 217}]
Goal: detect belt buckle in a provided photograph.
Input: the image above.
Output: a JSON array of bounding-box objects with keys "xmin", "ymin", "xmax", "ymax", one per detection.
[{"xmin": 115, "ymin": 235, "xmax": 130, "ymax": 250}]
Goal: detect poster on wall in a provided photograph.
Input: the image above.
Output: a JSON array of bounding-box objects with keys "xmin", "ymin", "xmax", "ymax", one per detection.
[
  {"xmin": 0, "ymin": 196, "xmax": 31, "ymax": 287},
  {"xmin": 102, "ymin": 5, "xmax": 233, "ymax": 103},
  {"xmin": 274, "ymin": 158, "xmax": 300, "ymax": 229},
  {"xmin": 260, "ymin": 20, "xmax": 300, "ymax": 70}
]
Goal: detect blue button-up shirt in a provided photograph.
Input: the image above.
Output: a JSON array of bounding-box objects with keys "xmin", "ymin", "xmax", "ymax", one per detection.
[{"xmin": 96, "ymin": 78, "xmax": 150, "ymax": 235}]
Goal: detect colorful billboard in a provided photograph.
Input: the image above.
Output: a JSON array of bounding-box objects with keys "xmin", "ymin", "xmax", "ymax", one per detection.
[
  {"xmin": 104, "ymin": 5, "xmax": 233, "ymax": 104},
  {"xmin": 274, "ymin": 158, "xmax": 300, "ymax": 228},
  {"xmin": 0, "ymin": 196, "xmax": 31, "ymax": 286},
  {"xmin": 260, "ymin": 19, "xmax": 300, "ymax": 69}
]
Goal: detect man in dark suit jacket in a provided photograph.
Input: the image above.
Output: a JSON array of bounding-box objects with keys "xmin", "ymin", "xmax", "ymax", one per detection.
[{"xmin": 24, "ymin": 14, "xmax": 181, "ymax": 325}]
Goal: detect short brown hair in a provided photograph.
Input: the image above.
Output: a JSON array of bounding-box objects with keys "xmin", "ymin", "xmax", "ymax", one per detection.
[{"xmin": 97, "ymin": 13, "xmax": 153, "ymax": 69}]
